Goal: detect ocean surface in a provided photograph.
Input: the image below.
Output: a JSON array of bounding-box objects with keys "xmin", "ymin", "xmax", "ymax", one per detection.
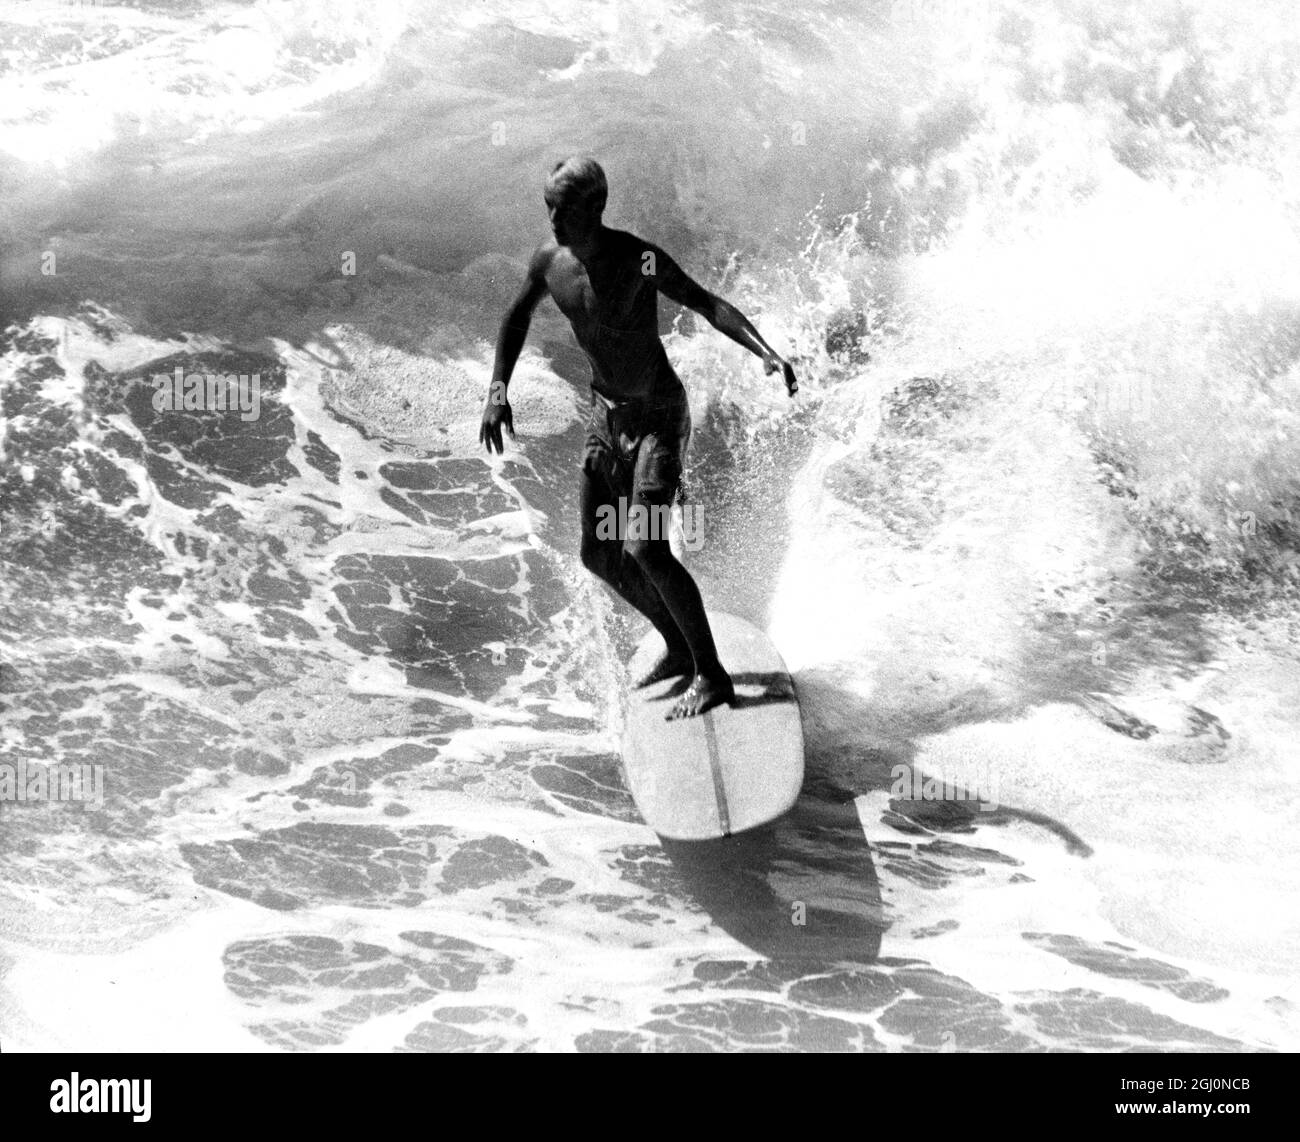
[{"xmin": 2, "ymin": 0, "xmax": 1299, "ymax": 1051}]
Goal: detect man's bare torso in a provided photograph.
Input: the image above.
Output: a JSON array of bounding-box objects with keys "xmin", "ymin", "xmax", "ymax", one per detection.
[{"xmin": 538, "ymin": 227, "xmax": 679, "ymax": 402}]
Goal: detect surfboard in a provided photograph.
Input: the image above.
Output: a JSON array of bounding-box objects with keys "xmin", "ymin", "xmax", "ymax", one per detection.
[{"xmin": 621, "ymin": 612, "xmax": 804, "ymax": 840}]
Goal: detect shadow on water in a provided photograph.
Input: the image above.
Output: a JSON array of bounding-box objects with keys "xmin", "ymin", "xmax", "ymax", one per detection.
[
  {"xmin": 651, "ymin": 676, "xmax": 1095, "ymax": 970},
  {"xmin": 659, "ymin": 777, "xmax": 886, "ymax": 966}
]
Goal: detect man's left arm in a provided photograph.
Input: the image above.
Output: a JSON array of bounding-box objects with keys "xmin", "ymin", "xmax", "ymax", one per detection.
[{"xmin": 646, "ymin": 244, "xmax": 798, "ymax": 396}]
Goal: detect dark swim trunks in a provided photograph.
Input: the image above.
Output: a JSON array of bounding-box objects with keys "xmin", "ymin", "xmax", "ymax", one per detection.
[{"xmin": 582, "ymin": 384, "xmax": 691, "ymax": 505}]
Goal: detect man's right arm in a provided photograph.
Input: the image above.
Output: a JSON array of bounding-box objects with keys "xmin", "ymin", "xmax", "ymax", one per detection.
[
  {"xmin": 481, "ymin": 247, "xmax": 550, "ymax": 454},
  {"xmin": 643, "ymin": 241, "xmax": 798, "ymax": 397}
]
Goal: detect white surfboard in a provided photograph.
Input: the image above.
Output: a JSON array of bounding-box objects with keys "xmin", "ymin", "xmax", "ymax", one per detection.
[{"xmin": 621, "ymin": 612, "xmax": 804, "ymax": 840}]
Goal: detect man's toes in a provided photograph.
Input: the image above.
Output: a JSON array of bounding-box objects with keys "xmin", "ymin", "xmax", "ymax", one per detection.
[
  {"xmin": 665, "ymin": 695, "xmax": 694, "ymax": 720},
  {"xmin": 664, "ymin": 680, "xmax": 711, "ymax": 719}
]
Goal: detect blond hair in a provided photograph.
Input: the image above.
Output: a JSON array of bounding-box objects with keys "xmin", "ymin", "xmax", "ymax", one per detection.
[{"xmin": 544, "ymin": 156, "xmax": 608, "ymax": 212}]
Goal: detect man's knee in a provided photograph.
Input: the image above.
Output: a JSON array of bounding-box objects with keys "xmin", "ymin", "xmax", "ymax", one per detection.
[
  {"xmin": 623, "ymin": 534, "xmax": 671, "ymax": 575},
  {"xmin": 622, "ymin": 498, "xmax": 675, "ymax": 559}
]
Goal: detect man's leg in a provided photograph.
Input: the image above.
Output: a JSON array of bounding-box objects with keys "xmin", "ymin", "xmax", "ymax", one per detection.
[
  {"xmin": 579, "ymin": 464, "xmax": 692, "ymax": 680},
  {"xmin": 622, "ymin": 433, "xmax": 734, "ymax": 720}
]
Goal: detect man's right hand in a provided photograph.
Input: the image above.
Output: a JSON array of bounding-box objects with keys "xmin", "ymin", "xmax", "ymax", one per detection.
[
  {"xmin": 762, "ymin": 353, "xmax": 799, "ymax": 397},
  {"xmin": 480, "ymin": 397, "xmax": 515, "ymax": 454}
]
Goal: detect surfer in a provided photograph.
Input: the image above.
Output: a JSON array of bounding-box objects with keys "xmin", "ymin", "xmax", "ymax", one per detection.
[{"xmin": 480, "ymin": 156, "xmax": 798, "ymax": 719}]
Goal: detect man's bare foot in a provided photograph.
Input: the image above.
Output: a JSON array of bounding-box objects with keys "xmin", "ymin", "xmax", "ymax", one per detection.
[
  {"xmin": 666, "ymin": 672, "xmax": 735, "ymax": 720},
  {"xmin": 634, "ymin": 647, "xmax": 694, "ymax": 688}
]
